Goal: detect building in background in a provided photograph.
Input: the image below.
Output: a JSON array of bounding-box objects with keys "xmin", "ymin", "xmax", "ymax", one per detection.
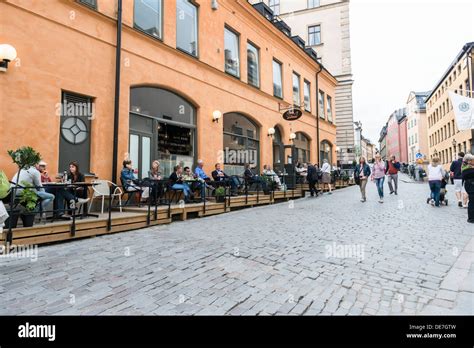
[
  {"xmin": 406, "ymin": 91, "xmax": 430, "ymax": 164},
  {"xmin": 361, "ymin": 136, "xmax": 376, "ymax": 162},
  {"xmin": 386, "ymin": 108, "xmax": 408, "ymax": 163},
  {"xmin": 250, "ymin": 0, "xmax": 355, "ymax": 165},
  {"xmin": 1, "ymin": 0, "xmax": 337, "ymax": 180},
  {"xmin": 379, "ymin": 124, "xmax": 388, "ymax": 159},
  {"xmin": 426, "ymin": 42, "xmax": 474, "ymax": 169}
]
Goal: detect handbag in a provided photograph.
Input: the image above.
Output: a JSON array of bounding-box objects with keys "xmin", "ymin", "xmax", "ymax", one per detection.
[{"xmin": 354, "ymin": 170, "xmax": 361, "ymax": 186}]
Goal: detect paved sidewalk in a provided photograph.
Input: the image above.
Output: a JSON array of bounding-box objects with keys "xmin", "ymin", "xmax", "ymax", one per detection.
[{"xmin": 0, "ymin": 175, "xmax": 472, "ymax": 315}]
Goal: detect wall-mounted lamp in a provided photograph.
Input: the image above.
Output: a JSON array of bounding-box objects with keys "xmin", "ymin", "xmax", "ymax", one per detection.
[
  {"xmin": 212, "ymin": 110, "xmax": 222, "ymax": 123},
  {"xmin": 336, "ymin": 146, "xmax": 341, "ymax": 153},
  {"xmin": 211, "ymin": 0, "xmax": 219, "ymax": 10},
  {"xmin": 289, "ymin": 132, "xmax": 296, "ymax": 142},
  {"xmin": 267, "ymin": 127, "xmax": 275, "ymax": 138},
  {"xmin": 0, "ymin": 44, "xmax": 17, "ymax": 73}
]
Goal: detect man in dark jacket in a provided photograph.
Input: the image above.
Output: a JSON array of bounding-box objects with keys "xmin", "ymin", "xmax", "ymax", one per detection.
[
  {"xmin": 307, "ymin": 164, "xmax": 319, "ymax": 197},
  {"xmin": 212, "ymin": 163, "xmax": 239, "ymax": 195},
  {"xmin": 450, "ymin": 152, "xmax": 468, "ymax": 207},
  {"xmin": 461, "ymin": 154, "xmax": 474, "ymax": 223},
  {"xmin": 243, "ymin": 163, "xmax": 266, "ymax": 191}
]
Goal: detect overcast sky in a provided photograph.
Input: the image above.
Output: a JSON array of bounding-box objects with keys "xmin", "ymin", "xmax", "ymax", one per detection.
[{"xmin": 350, "ymin": 0, "xmax": 474, "ymax": 145}]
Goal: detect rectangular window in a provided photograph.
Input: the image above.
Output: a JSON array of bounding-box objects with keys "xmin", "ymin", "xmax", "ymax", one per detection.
[
  {"xmin": 273, "ymin": 59, "xmax": 283, "ymax": 98},
  {"xmin": 308, "ymin": 25, "xmax": 321, "ymax": 46},
  {"xmin": 292, "ymin": 72, "xmax": 301, "ymax": 106},
  {"xmin": 318, "ymin": 90, "xmax": 325, "ymax": 118},
  {"xmin": 247, "ymin": 42, "xmax": 260, "ymax": 88},
  {"xmin": 176, "ymin": 0, "xmax": 198, "ymax": 57},
  {"xmin": 327, "ymin": 95, "xmax": 333, "ymax": 122},
  {"xmin": 224, "ymin": 27, "xmax": 240, "ymax": 77},
  {"xmin": 308, "ymin": 0, "xmax": 320, "ymax": 8},
  {"xmin": 303, "ymin": 80, "xmax": 311, "ymax": 112},
  {"xmin": 134, "ymin": 0, "xmax": 162, "ymax": 39},
  {"xmin": 269, "ymin": 0, "xmax": 280, "ymax": 15},
  {"xmin": 78, "ymin": 0, "xmax": 97, "ymax": 9}
]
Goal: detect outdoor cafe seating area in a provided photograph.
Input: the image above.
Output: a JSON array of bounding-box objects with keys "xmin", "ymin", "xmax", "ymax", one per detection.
[{"xmin": 1, "ymin": 161, "xmax": 355, "ymax": 250}]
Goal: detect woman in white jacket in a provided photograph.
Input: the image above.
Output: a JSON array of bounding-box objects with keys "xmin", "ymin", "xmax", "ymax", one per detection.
[{"xmin": 427, "ymin": 157, "xmax": 445, "ymax": 207}]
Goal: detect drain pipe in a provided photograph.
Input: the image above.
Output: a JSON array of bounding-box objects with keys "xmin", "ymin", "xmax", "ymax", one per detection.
[
  {"xmin": 112, "ymin": 0, "xmax": 122, "ymax": 183},
  {"xmin": 315, "ymin": 64, "xmax": 322, "ymax": 166}
]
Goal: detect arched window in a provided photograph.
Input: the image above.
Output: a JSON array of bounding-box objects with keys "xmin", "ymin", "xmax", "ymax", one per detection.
[
  {"xmin": 320, "ymin": 140, "xmax": 333, "ymax": 165},
  {"xmin": 223, "ymin": 113, "xmax": 260, "ymax": 175},
  {"xmin": 294, "ymin": 132, "xmax": 311, "ymax": 163},
  {"xmin": 129, "ymin": 87, "xmax": 196, "ymax": 177}
]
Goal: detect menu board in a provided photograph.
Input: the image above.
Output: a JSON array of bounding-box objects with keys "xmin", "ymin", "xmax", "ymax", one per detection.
[{"xmin": 158, "ymin": 123, "xmax": 193, "ymax": 156}]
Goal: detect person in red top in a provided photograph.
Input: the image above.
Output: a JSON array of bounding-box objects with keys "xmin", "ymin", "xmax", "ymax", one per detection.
[
  {"xmin": 385, "ymin": 155, "xmax": 401, "ymax": 195},
  {"xmin": 37, "ymin": 161, "xmax": 52, "ymax": 183}
]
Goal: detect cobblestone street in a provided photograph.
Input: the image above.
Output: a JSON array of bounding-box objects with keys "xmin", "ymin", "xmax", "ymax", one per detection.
[{"xmin": 1, "ymin": 175, "xmax": 473, "ymax": 315}]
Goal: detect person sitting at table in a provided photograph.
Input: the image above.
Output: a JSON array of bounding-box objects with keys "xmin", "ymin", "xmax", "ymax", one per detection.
[
  {"xmin": 11, "ymin": 162, "xmax": 55, "ymax": 218},
  {"xmin": 59, "ymin": 161, "xmax": 91, "ymax": 212},
  {"xmin": 148, "ymin": 160, "xmax": 162, "ymax": 180},
  {"xmin": 243, "ymin": 163, "xmax": 267, "ymax": 191},
  {"xmin": 212, "ymin": 163, "xmax": 239, "ymax": 195},
  {"xmin": 38, "ymin": 161, "xmax": 52, "ymax": 183},
  {"xmin": 194, "ymin": 160, "xmax": 215, "ymax": 200},
  {"xmin": 121, "ymin": 160, "xmax": 150, "ymax": 203},
  {"xmin": 263, "ymin": 164, "xmax": 281, "ymax": 188},
  {"xmin": 194, "ymin": 159, "xmax": 211, "ymax": 182},
  {"xmin": 295, "ymin": 162, "xmax": 308, "ymax": 184},
  {"xmin": 147, "ymin": 160, "xmax": 163, "ymax": 204},
  {"xmin": 169, "ymin": 165, "xmax": 192, "ymax": 203}
]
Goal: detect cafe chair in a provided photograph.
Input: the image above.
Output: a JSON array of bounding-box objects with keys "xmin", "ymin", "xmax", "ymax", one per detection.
[{"xmin": 88, "ymin": 179, "xmax": 123, "ymax": 214}]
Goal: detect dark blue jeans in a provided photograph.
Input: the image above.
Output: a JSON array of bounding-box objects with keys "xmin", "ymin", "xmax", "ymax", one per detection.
[
  {"xmin": 375, "ymin": 177, "xmax": 385, "ymax": 198},
  {"xmin": 429, "ymin": 180, "xmax": 442, "ymax": 207}
]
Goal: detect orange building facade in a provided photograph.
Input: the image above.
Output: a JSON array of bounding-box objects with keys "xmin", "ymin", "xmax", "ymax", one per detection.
[{"xmin": 0, "ymin": 0, "xmax": 337, "ymax": 180}]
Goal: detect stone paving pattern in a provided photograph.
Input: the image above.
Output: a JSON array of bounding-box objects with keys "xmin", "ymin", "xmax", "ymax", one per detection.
[{"xmin": 0, "ymin": 175, "xmax": 472, "ymax": 315}]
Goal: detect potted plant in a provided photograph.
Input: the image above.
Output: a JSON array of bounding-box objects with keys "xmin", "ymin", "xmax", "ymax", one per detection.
[
  {"xmin": 18, "ymin": 182, "xmax": 38, "ymax": 227},
  {"xmin": 215, "ymin": 186, "xmax": 226, "ymax": 203},
  {"xmin": 6, "ymin": 147, "xmax": 41, "ymax": 233}
]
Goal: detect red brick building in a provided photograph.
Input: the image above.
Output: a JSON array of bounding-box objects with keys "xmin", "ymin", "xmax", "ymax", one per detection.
[{"xmin": 386, "ymin": 108, "xmax": 408, "ymax": 163}]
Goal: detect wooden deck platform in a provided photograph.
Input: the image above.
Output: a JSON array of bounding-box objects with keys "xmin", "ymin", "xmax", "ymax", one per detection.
[{"xmin": 1, "ymin": 189, "xmax": 305, "ymax": 248}]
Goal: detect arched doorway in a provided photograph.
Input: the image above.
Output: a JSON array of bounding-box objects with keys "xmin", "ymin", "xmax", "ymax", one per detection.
[
  {"xmin": 129, "ymin": 87, "xmax": 196, "ymax": 178},
  {"xmin": 320, "ymin": 140, "xmax": 333, "ymax": 165},
  {"xmin": 223, "ymin": 112, "xmax": 260, "ymax": 175},
  {"xmin": 294, "ymin": 132, "xmax": 311, "ymax": 164},
  {"xmin": 272, "ymin": 126, "xmax": 284, "ymax": 173}
]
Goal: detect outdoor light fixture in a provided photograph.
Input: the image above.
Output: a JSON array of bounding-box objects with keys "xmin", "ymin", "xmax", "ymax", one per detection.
[
  {"xmin": 211, "ymin": 0, "xmax": 218, "ymax": 10},
  {"xmin": 336, "ymin": 146, "xmax": 341, "ymax": 153},
  {"xmin": 267, "ymin": 127, "xmax": 275, "ymax": 137},
  {"xmin": 0, "ymin": 44, "xmax": 17, "ymax": 73},
  {"xmin": 212, "ymin": 110, "xmax": 222, "ymax": 123},
  {"xmin": 289, "ymin": 132, "xmax": 296, "ymax": 141}
]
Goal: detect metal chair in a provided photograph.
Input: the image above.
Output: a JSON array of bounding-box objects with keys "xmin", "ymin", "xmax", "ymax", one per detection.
[{"xmin": 88, "ymin": 180, "xmax": 123, "ymax": 214}]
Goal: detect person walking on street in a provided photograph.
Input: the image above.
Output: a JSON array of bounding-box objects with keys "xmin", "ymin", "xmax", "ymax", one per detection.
[
  {"xmin": 320, "ymin": 159, "xmax": 333, "ymax": 194},
  {"xmin": 386, "ymin": 155, "xmax": 400, "ymax": 195},
  {"xmin": 354, "ymin": 156, "xmax": 371, "ymax": 202},
  {"xmin": 371, "ymin": 154, "xmax": 386, "ymax": 203},
  {"xmin": 461, "ymin": 153, "xmax": 474, "ymax": 223},
  {"xmin": 307, "ymin": 163, "xmax": 319, "ymax": 197},
  {"xmin": 450, "ymin": 152, "xmax": 468, "ymax": 208},
  {"xmin": 427, "ymin": 157, "xmax": 445, "ymax": 207}
]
